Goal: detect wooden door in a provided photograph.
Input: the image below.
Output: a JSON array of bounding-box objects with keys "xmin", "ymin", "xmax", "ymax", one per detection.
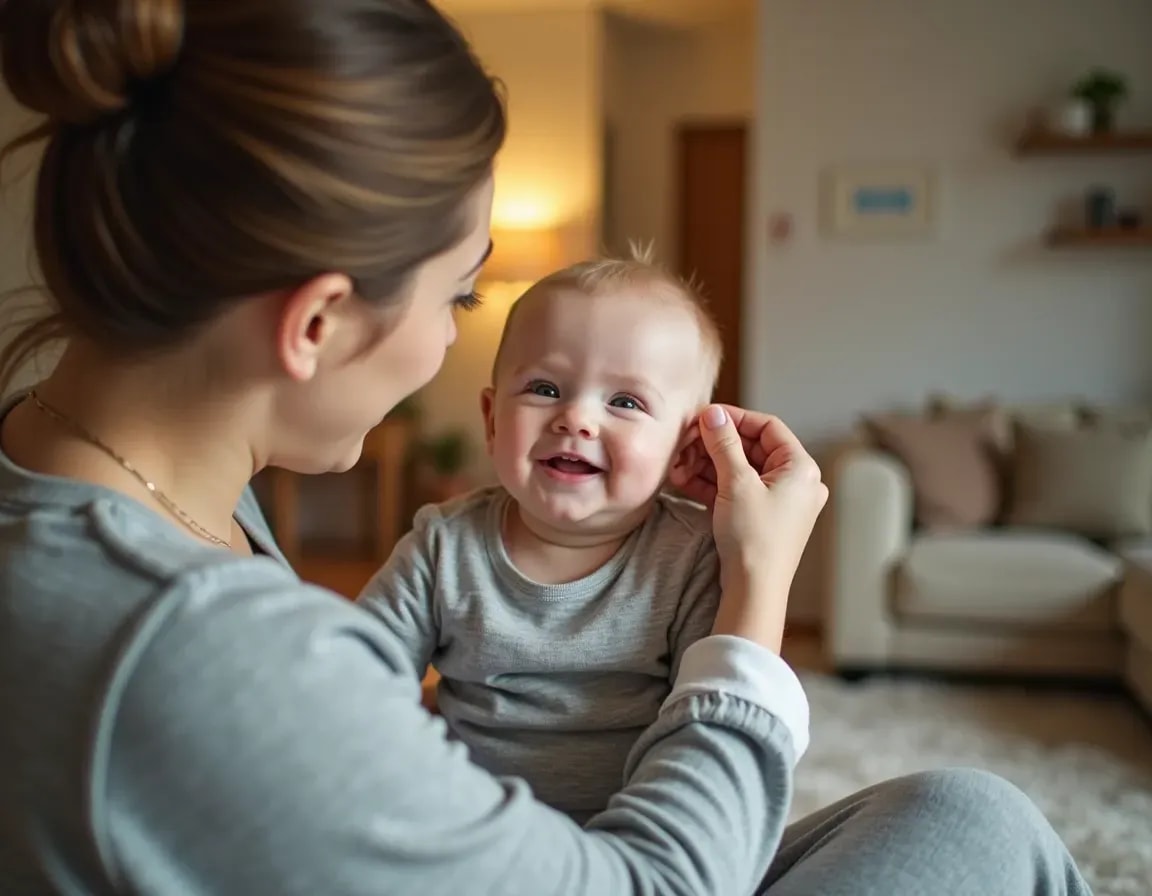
[{"xmin": 675, "ymin": 122, "xmax": 747, "ymax": 407}]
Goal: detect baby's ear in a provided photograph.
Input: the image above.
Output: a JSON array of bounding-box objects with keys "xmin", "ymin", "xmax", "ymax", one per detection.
[
  {"xmin": 668, "ymin": 418, "xmax": 703, "ymax": 482},
  {"xmin": 479, "ymin": 387, "xmax": 497, "ymax": 455}
]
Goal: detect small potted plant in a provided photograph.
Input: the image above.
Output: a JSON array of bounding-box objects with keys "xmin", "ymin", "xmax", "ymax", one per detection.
[
  {"xmin": 1071, "ymin": 68, "xmax": 1130, "ymax": 133},
  {"xmin": 413, "ymin": 428, "xmax": 472, "ymax": 503}
]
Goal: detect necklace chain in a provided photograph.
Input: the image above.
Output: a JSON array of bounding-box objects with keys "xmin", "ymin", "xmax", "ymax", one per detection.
[{"xmin": 27, "ymin": 390, "xmax": 231, "ymax": 548}]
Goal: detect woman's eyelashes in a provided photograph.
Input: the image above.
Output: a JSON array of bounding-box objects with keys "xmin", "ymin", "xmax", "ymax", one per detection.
[{"xmin": 453, "ymin": 290, "xmax": 483, "ymax": 311}]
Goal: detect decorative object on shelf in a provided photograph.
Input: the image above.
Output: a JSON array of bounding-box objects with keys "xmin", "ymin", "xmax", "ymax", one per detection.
[
  {"xmin": 820, "ymin": 164, "xmax": 936, "ymax": 239},
  {"xmin": 411, "ymin": 428, "xmax": 473, "ymax": 504},
  {"xmin": 1071, "ymin": 67, "xmax": 1130, "ymax": 133},
  {"xmin": 1050, "ymin": 97, "xmax": 1092, "ymax": 137},
  {"xmin": 1016, "ymin": 106, "xmax": 1152, "ymax": 250},
  {"xmin": 1117, "ymin": 208, "xmax": 1144, "ymax": 230},
  {"xmin": 1085, "ymin": 186, "xmax": 1117, "ymax": 230}
]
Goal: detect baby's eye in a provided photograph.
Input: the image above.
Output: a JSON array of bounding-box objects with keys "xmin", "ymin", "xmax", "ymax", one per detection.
[
  {"xmin": 610, "ymin": 394, "xmax": 642, "ymax": 411},
  {"xmin": 527, "ymin": 381, "xmax": 560, "ymax": 399}
]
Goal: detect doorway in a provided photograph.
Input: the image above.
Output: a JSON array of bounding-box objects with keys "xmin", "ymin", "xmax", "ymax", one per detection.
[{"xmin": 675, "ymin": 121, "xmax": 747, "ymax": 407}]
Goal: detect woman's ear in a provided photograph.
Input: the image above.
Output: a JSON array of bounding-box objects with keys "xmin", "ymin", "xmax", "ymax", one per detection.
[{"xmin": 275, "ymin": 273, "xmax": 355, "ymax": 381}]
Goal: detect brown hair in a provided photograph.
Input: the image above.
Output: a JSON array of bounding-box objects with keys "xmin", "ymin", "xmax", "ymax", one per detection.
[
  {"xmin": 492, "ymin": 242, "xmax": 724, "ymax": 402},
  {"xmin": 0, "ymin": 0, "xmax": 505, "ymax": 388}
]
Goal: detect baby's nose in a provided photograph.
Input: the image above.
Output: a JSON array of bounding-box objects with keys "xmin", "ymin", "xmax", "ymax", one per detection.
[{"xmin": 552, "ymin": 402, "xmax": 599, "ymax": 438}]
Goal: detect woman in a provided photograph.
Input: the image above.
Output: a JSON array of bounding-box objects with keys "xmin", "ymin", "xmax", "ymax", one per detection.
[{"xmin": 0, "ymin": 1, "xmax": 1089, "ymax": 893}]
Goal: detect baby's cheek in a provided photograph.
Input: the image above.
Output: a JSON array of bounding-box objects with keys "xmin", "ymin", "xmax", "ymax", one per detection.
[{"xmin": 622, "ymin": 441, "xmax": 679, "ymax": 488}]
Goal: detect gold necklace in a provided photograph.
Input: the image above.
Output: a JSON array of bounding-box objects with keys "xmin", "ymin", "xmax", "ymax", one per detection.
[{"xmin": 27, "ymin": 390, "xmax": 232, "ymax": 548}]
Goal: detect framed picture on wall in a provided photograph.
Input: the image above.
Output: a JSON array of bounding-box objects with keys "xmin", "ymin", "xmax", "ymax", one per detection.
[{"xmin": 820, "ymin": 164, "xmax": 936, "ymax": 239}]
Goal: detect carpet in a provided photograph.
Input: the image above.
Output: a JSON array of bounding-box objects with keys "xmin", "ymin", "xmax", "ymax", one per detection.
[{"xmin": 789, "ymin": 674, "xmax": 1152, "ymax": 896}]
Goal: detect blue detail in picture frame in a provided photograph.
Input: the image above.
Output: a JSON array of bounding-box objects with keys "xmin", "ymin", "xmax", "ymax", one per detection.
[{"xmin": 851, "ymin": 186, "xmax": 914, "ymax": 215}]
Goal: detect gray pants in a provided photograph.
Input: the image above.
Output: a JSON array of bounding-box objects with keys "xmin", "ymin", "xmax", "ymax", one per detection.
[{"xmin": 758, "ymin": 767, "xmax": 1090, "ymax": 894}]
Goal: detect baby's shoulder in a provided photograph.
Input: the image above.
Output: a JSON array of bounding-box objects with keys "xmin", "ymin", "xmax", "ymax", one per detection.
[
  {"xmin": 648, "ymin": 491, "xmax": 714, "ymax": 546},
  {"xmin": 410, "ymin": 484, "xmax": 506, "ymax": 535}
]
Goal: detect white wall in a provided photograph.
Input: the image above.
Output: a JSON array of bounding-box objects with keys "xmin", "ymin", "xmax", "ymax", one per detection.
[
  {"xmin": 603, "ymin": 10, "xmax": 753, "ymax": 267},
  {"xmin": 750, "ymin": 0, "xmax": 1152, "ymax": 620}
]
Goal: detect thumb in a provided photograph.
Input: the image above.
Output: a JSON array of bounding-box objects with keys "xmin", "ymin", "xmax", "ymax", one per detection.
[{"xmin": 698, "ymin": 405, "xmax": 755, "ymax": 490}]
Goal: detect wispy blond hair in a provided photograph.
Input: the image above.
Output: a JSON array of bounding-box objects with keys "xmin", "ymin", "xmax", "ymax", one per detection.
[{"xmin": 491, "ymin": 241, "xmax": 723, "ymax": 402}]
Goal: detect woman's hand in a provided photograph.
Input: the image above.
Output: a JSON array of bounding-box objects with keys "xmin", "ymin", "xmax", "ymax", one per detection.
[{"xmin": 670, "ymin": 405, "xmax": 829, "ymax": 650}]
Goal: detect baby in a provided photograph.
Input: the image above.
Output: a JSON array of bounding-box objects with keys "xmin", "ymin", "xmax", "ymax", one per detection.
[{"xmin": 358, "ymin": 248, "xmax": 724, "ymax": 821}]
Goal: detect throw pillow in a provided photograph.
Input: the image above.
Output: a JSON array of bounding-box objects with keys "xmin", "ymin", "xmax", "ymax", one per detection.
[
  {"xmin": 1005, "ymin": 421, "xmax": 1152, "ymax": 539},
  {"xmin": 863, "ymin": 409, "xmax": 1002, "ymax": 531}
]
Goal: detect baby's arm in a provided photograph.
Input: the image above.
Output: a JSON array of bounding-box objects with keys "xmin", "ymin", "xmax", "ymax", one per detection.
[
  {"xmin": 668, "ymin": 539, "xmax": 723, "ymax": 682},
  {"xmin": 355, "ymin": 506, "xmax": 443, "ymax": 682}
]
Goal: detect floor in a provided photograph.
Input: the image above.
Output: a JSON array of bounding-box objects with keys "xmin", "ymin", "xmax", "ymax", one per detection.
[{"xmin": 795, "ymin": 672, "xmax": 1152, "ymax": 895}]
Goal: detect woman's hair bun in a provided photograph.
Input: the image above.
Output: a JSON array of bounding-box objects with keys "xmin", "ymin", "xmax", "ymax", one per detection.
[{"xmin": 1, "ymin": 0, "xmax": 184, "ymax": 125}]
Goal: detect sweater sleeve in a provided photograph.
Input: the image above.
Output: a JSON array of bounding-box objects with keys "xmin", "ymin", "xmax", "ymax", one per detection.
[
  {"xmin": 94, "ymin": 564, "xmax": 808, "ymax": 896},
  {"xmin": 354, "ymin": 504, "xmax": 442, "ymax": 681}
]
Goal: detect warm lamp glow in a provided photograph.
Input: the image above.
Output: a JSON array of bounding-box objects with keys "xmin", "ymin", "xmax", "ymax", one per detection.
[
  {"xmin": 482, "ymin": 226, "xmax": 563, "ymax": 285},
  {"xmin": 475, "ymin": 280, "xmax": 529, "ymax": 319},
  {"xmin": 492, "ymin": 197, "xmax": 557, "ymax": 229}
]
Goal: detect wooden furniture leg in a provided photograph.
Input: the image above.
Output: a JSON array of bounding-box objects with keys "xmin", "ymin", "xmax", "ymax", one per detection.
[
  {"xmin": 373, "ymin": 428, "xmax": 408, "ymax": 561},
  {"xmin": 267, "ymin": 467, "xmax": 301, "ymax": 564}
]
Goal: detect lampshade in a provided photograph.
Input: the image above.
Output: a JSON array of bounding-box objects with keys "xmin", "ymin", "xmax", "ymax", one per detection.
[{"xmin": 482, "ymin": 226, "xmax": 563, "ymax": 284}]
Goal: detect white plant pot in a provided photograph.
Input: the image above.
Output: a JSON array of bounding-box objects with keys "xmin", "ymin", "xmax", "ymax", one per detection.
[{"xmin": 1051, "ymin": 98, "xmax": 1093, "ymax": 136}]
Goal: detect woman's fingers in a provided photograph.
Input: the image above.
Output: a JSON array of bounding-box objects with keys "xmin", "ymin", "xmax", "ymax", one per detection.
[
  {"xmin": 715, "ymin": 406, "xmax": 812, "ymax": 479},
  {"xmin": 679, "ymin": 405, "xmax": 823, "ymax": 493}
]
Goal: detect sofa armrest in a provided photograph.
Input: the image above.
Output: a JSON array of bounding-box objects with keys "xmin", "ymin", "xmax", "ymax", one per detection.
[{"xmin": 827, "ymin": 448, "xmax": 913, "ymax": 667}]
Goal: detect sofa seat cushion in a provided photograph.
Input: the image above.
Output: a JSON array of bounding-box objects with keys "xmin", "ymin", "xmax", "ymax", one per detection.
[{"xmin": 892, "ymin": 531, "xmax": 1121, "ymax": 632}]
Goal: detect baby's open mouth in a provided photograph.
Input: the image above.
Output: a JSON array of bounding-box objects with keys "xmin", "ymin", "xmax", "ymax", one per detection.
[{"xmin": 542, "ymin": 454, "xmax": 603, "ymax": 475}]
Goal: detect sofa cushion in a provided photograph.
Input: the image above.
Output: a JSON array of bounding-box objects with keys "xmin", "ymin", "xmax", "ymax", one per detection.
[
  {"xmin": 862, "ymin": 409, "xmax": 1001, "ymax": 532},
  {"xmin": 892, "ymin": 531, "xmax": 1120, "ymax": 632},
  {"xmin": 927, "ymin": 394, "xmax": 1080, "ymax": 454},
  {"xmin": 1004, "ymin": 420, "xmax": 1152, "ymax": 539}
]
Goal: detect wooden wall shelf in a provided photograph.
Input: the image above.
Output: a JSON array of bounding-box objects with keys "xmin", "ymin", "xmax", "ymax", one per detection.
[
  {"xmin": 1048, "ymin": 227, "xmax": 1152, "ymax": 247},
  {"xmin": 1017, "ymin": 130, "xmax": 1152, "ymax": 156}
]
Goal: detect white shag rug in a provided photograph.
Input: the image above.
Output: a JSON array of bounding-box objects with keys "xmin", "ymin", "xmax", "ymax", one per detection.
[{"xmin": 789, "ymin": 674, "xmax": 1152, "ymax": 896}]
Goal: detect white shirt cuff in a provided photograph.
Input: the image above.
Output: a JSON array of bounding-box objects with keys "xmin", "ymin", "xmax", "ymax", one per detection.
[{"xmin": 664, "ymin": 635, "xmax": 810, "ymax": 762}]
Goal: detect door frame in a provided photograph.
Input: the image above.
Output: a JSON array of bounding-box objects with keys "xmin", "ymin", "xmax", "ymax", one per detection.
[{"xmin": 674, "ymin": 118, "xmax": 749, "ymax": 406}]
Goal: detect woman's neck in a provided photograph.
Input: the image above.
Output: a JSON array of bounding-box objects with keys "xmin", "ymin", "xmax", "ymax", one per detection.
[{"xmin": 5, "ymin": 341, "xmax": 259, "ymax": 551}]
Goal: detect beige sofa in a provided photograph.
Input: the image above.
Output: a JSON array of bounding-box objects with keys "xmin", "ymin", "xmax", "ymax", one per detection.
[{"xmin": 827, "ymin": 399, "xmax": 1152, "ymax": 715}]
